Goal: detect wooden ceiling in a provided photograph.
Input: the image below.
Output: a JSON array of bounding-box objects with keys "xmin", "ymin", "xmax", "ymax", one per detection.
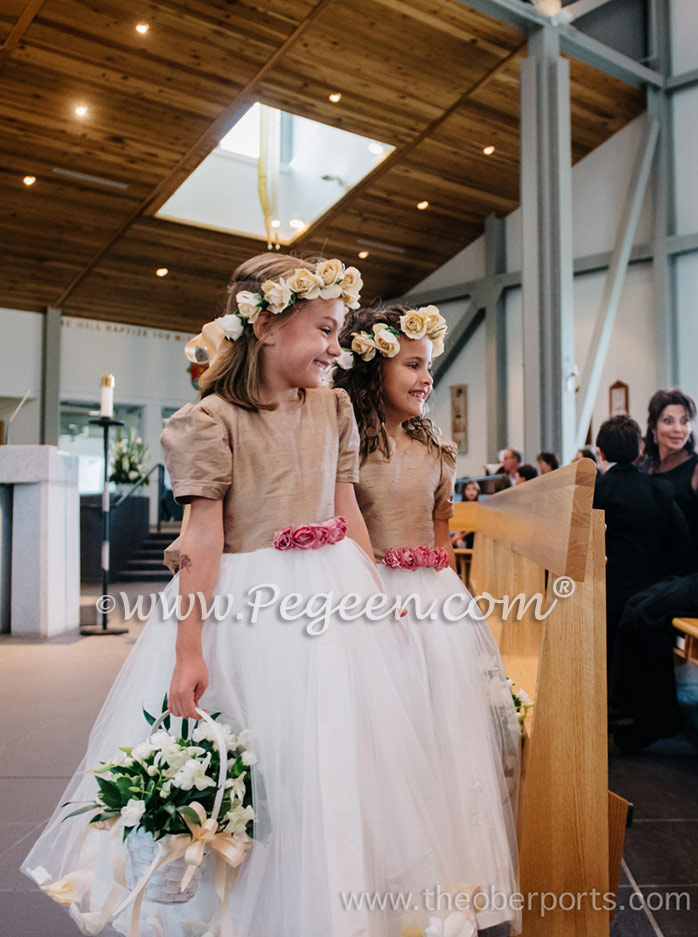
[{"xmin": 0, "ymin": 0, "xmax": 645, "ymax": 332}]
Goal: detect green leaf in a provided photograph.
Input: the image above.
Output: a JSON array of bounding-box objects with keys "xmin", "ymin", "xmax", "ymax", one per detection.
[
  {"xmin": 177, "ymin": 805, "xmax": 201, "ymax": 826},
  {"xmin": 63, "ymin": 804, "xmax": 99, "ymax": 820},
  {"xmin": 181, "ymin": 718, "xmax": 189, "ymax": 740},
  {"xmin": 142, "ymin": 706, "xmax": 156, "ymax": 727}
]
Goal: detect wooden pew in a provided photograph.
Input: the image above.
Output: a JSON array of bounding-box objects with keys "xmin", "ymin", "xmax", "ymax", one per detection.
[
  {"xmin": 451, "ymin": 460, "xmax": 628, "ymax": 936},
  {"xmin": 673, "ymin": 616, "xmax": 698, "ymax": 663}
]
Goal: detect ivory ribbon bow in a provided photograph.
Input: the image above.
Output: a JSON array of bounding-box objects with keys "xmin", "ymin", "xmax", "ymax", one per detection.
[
  {"xmin": 184, "ymin": 320, "xmax": 227, "ymax": 365},
  {"xmin": 113, "ymin": 802, "xmax": 250, "ymax": 937}
]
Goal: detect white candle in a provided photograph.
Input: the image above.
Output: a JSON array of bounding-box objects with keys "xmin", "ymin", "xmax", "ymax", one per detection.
[{"xmin": 100, "ymin": 374, "xmax": 115, "ymax": 419}]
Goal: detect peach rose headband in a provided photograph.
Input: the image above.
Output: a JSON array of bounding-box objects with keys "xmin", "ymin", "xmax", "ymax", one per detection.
[
  {"xmin": 185, "ymin": 259, "xmax": 363, "ymax": 365},
  {"xmin": 332, "ymin": 305, "xmax": 448, "ymax": 375}
]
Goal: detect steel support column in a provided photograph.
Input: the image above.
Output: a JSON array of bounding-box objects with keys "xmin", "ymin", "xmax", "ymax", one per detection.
[
  {"xmin": 484, "ymin": 214, "xmax": 508, "ymax": 460},
  {"xmin": 520, "ymin": 26, "xmax": 576, "ymax": 462},
  {"xmin": 41, "ymin": 306, "xmax": 61, "ymax": 446},
  {"xmin": 649, "ymin": 7, "xmax": 678, "ymax": 387}
]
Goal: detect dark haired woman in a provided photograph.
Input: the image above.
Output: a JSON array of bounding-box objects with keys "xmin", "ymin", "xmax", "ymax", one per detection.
[{"xmin": 643, "ymin": 388, "xmax": 698, "ymax": 553}]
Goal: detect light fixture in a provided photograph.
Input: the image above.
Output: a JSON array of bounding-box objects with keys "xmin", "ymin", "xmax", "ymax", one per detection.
[
  {"xmin": 368, "ymin": 143, "xmax": 384, "ymax": 155},
  {"xmin": 271, "ymin": 218, "xmax": 280, "ymax": 228},
  {"xmin": 23, "ymin": 175, "xmax": 36, "ymax": 186},
  {"xmin": 289, "ymin": 218, "xmax": 305, "ymax": 230},
  {"xmin": 358, "ymin": 250, "xmax": 369, "ymax": 259},
  {"xmin": 75, "ymin": 105, "xmax": 88, "ymax": 117},
  {"xmin": 155, "ymin": 267, "xmax": 168, "ymax": 277},
  {"xmin": 417, "ymin": 200, "xmax": 429, "ymax": 210},
  {"xmin": 483, "ymin": 145, "xmax": 495, "ymax": 155},
  {"xmin": 328, "ymin": 92, "xmax": 342, "ymax": 103},
  {"xmin": 136, "ymin": 23, "xmax": 149, "ymax": 34}
]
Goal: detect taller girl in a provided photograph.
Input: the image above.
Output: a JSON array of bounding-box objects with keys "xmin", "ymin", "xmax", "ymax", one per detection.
[{"xmin": 24, "ymin": 256, "xmax": 496, "ymax": 937}]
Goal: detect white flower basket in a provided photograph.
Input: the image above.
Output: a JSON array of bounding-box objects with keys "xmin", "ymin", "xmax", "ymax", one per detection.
[
  {"xmin": 123, "ymin": 708, "xmax": 228, "ymax": 905},
  {"xmin": 125, "ymin": 826, "xmax": 205, "ymax": 904}
]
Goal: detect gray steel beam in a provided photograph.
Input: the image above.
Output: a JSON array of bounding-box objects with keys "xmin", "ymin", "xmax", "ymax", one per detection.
[
  {"xmin": 432, "ymin": 301, "xmax": 483, "ymax": 387},
  {"xmin": 520, "ymin": 25, "xmax": 576, "ymax": 462},
  {"xmin": 456, "ymin": 0, "xmax": 664, "ymax": 87},
  {"xmin": 565, "ymin": 0, "xmax": 620, "ymax": 19},
  {"xmin": 666, "ymin": 67, "xmax": 698, "ymax": 93},
  {"xmin": 575, "ymin": 117, "xmax": 659, "ymax": 450},
  {"xmin": 41, "ymin": 306, "xmax": 61, "ymax": 446},
  {"xmin": 484, "ymin": 214, "xmax": 508, "ymax": 460}
]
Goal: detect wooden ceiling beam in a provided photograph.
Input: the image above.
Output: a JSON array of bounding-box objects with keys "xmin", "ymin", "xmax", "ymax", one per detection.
[
  {"xmin": 51, "ymin": 0, "xmax": 338, "ymax": 308},
  {"xmin": 0, "ymin": 0, "xmax": 45, "ymax": 72},
  {"xmin": 294, "ymin": 38, "xmax": 527, "ymax": 252}
]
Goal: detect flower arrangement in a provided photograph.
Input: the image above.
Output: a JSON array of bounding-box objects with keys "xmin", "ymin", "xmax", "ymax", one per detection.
[
  {"xmin": 384, "ymin": 545, "xmax": 450, "ymax": 571},
  {"xmin": 273, "ymin": 516, "xmax": 347, "ymax": 551},
  {"xmin": 109, "ymin": 427, "xmax": 149, "ymax": 487},
  {"xmin": 342, "ymin": 305, "xmax": 448, "ymax": 367},
  {"xmin": 65, "ymin": 701, "xmax": 256, "ymax": 844},
  {"xmin": 507, "ymin": 678, "xmax": 533, "ymax": 726}
]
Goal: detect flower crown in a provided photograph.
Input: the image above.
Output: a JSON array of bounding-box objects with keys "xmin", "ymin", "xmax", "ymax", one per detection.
[
  {"xmin": 184, "ymin": 259, "xmax": 363, "ymax": 365},
  {"xmin": 333, "ymin": 305, "xmax": 447, "ymax": 373}
]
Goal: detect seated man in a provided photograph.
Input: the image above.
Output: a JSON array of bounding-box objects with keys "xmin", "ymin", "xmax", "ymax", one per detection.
[{"xmin": 593, "ymin": 415, "xmax": 696, "ymax": 672}]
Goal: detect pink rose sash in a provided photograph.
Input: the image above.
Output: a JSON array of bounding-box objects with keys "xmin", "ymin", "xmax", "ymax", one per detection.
[
  {"xmin": 383, "ymin": 545, "xmax": 449, "ymax": 571},
  {"xmin": 273, "ymin": 516, "xmax": 347, "ymax": 551}
]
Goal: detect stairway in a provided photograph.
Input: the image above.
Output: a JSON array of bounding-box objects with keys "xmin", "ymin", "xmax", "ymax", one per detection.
[{"xmin": 117, "ymin": 531, "xmax": 175, "ymax": 583}]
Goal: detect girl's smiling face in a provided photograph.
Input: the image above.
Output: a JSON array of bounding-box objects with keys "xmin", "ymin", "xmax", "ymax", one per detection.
[
  {"xmin": 259, "ymin": 297, "xmax": 344, "ymax": 389},
  {"xmin": 381, "ymin": 336, "xmax": 433, "ymax": 422}
]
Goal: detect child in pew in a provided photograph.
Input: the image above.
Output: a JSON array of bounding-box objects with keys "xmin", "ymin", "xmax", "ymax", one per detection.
[{"xmin": 333, "ymin": 303, "xmax": 522, "ymax": 936}]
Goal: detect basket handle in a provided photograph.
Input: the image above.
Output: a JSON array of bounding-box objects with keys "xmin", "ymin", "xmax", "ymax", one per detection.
[{"xmin": 149, "ymin": 707, "xmax": 228, "ymax": 824}]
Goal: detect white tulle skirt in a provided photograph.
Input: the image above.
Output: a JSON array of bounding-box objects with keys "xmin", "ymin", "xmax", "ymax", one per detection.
[{"xmin": 22, "ymin": 539, "xmax": 520, "ymax": 937}]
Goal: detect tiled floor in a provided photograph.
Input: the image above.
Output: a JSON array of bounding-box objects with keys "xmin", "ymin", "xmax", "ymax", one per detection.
[
  {"xmin": 1, "ymin": 582, "xmax": 697, "ymax": 936},
  {"xmin": 608, "ymin": 658, "xmax": 698, "ymax": 936}
]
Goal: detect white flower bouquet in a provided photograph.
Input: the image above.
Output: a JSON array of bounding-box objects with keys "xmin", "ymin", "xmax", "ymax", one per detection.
[
  {"xmin": 63, "ymin": 701, "xmax": 255, "ymax": 911},
  {"xmin": 109, "ymin": 427, "xmax": 150, "ymax": 486}
]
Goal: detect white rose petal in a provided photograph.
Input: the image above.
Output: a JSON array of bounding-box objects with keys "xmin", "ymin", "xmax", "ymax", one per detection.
[
  {"xmin": 316, "ymin": 259, "xmax": 344, "ymax": 286},
  {"xmin": 335, "ymin": 349, "xmax": 354, "ymax": 370},
  {"xmin": 120, "ymin": 799, "xmax": 146, "ymax": 827},
  {"xmin": 241, "ymin": 750, "xmax": 257, "ymax": 766},
  {"xmin": 235, "ymin": 291, "xmax": 262, "ymax": 320},
  {"xmin": 216, "ymin": 313, "xmax": 244, "ymax": 341},
  {"xmin": 262, "ymin": 279, "xmax": 292, "ymax": 314},
  {"xmin": 131, "ymin": 740, "xmax": 155, "ymax": 762}
]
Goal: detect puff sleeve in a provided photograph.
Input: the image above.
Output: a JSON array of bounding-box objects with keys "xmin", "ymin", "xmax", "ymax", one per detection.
[
  {"xmin": 433, "ymin": 448, "xmax": 456, "ymax": 520},
  {"xmin": 160, "ymin": 401, "xmax": 232, "ymax": 503},
  {"xmin": 333, "ymin": 388, "xmax": 360, "ymax": 484}
]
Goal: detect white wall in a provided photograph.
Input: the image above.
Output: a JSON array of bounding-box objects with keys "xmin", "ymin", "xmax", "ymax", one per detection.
[
  {"xmin": 0, "ymin": 308, "xmax": 43, "ymax": 445},
  {"xmin": 0, "ymin": 307, "xmax": 197, "ymax": 523}
]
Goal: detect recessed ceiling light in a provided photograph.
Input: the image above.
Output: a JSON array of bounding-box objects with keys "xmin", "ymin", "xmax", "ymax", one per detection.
[
  {"xmin": 271, "ymin": 218, "xmax": 280, "ymax": 228},
  {"xmin": 136, "ymin": 23, "xmax": 149, "ymax": 34},
  {"xmin": 358, "ymin": 250, "xmax": 369, "ymax": 259},
  {"xmin": 368, "ymin": 143, "xmax": 384, "ymax": 155},
  {"xmin": 483, "ymin": 145, "xmax": 496, "ymax": 155},
  {"xmin": 417, "ymin": 200, "xmax": 429, "ymax": 210},
  {"xmin": 289, "ymin": 218, "xmax": 305, "ymax": 230},
  {"xmin": 328, "ymin": 92, "xmax": 342, "ymax": 103},
  {"xmin": 155, "ymin": 267, "xmax": 168, "ymax": 277},
  {"xmin": 75, "ymin": 105, "xmax": 88, "ymax": 117},
  {"xmin": 23, "ymin": 175, "xmax": 36, "ymax": 186}
]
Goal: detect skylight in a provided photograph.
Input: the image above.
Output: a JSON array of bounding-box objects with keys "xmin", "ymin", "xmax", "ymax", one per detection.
[{"xmin": 156, "ymin": 103, "xmax": 394, "ymax": 244}]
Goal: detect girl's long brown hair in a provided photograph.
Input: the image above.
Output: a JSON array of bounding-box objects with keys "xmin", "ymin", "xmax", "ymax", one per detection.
[
  {"xmin": 334, "ymin": 305, "xmax": 457, "ymax": 466},
  {"xmin": 198, "ymin": 254, "xmax": 324, "ymax": 411}
]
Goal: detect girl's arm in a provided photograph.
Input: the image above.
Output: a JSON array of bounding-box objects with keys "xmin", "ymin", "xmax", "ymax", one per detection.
[
  {"xmin": 168, "ymin": 497, "xmax": 224, "ymax": 718},
  {"xmin": 434, "ymin": 517, "xmax": 458, "ymax": 572},
  {"xmin": 335, "ymin": 481, "xmax": 375, "ymax": 562}
]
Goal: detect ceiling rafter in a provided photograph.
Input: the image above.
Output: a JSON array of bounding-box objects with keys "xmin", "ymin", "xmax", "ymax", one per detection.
[
  {"xmin": 52, "ymin": 0, "xmax": 338, "ymax": 308},
  {"xmin": 0, "ymin": 0, "xmax": 46, "ymax": 71},
  {"xmin": 295, "ymin": 39, "xmax": 528, "ymax": 252}
]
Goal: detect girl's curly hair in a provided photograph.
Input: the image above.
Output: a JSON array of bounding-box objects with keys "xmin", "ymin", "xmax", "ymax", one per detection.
[{"xmin": 333, "ymin": 304, "xmax": 457, "ymax": 466}]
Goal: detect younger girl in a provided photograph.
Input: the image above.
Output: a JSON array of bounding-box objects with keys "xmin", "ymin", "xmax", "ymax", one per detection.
[
  {"xmin": 334, "ymin": 304, "xmax": 522, "ymax": 935},
  {"xmin": 23, "ymin": 258, "xmax": 504, "ymax": 937}
]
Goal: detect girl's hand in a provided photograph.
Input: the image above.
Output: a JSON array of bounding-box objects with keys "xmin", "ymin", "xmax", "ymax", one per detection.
[{"xmin": 169, "ymin": 653, "xmax": 209, "ymax": 718}]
